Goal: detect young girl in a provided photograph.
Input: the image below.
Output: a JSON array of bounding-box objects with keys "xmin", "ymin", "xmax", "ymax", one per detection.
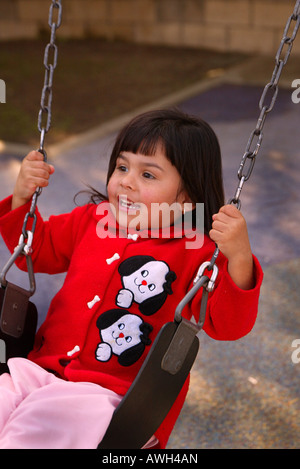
[{"xmin": 0, "ymin": 109, "xmax": 263, "ymax": 449}]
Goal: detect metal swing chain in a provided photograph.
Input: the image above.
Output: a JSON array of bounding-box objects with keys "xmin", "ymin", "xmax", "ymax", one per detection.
[
  {"xmin": 229, "ymin": 0, "xmax": 300, "ymax": 210},
  {"xmin": 22, "ymin": 1, "xmax": 62, "ymax": 246},
  {"xmin": 23, "ymin": 0, "xmax": 63, "ymax": 241},
  {"xmin": 0, "ymin": 1, "xmax": 62, "ymax": 293},
  {"xmin": 191, "ymin": 0, "xmax": 300, "ymax": 307}
]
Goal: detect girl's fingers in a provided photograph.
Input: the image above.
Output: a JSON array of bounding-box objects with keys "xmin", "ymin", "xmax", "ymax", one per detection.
[
  {"xmin": 24, "ymin": 153, "xmax": 55, "ymax": 177},
  {"xmin": 26, "ymin": 150, "xmax": 44, "ymax": 161},
  {"xmin": 211, "ymin": 219, "xmax": 227, "ymax": 233},
  {"xmin": 29, "ymin": 176, "xmax": 50, "ymax": 188},
  {"xmin": 219, "ymin": 204, "xmax": 240, "ymax": 217}
]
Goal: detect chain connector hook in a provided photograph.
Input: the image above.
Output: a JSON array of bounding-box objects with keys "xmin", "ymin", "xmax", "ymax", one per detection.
[{"xmin": 193, "ymin": 261, "xmax": 219, "ymax": 292}]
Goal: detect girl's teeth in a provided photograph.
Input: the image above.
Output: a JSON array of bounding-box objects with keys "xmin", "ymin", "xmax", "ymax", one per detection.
[{"xmin": 120, "ymin": 199, "xmax": 139, "ymax": 210}]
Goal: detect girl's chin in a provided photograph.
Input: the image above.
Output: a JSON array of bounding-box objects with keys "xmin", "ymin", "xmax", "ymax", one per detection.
[{"xmin": 115, "ymin": 212, "xmax": 147, "ymax": 231}]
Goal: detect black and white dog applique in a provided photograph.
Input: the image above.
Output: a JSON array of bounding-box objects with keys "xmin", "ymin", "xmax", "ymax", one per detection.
[
  {"xmin": 95, "ymin": 309, "xmax": 153, "ymax": 366},
  {"xmin": 116, "ymin": 255, "xmax": 177, "ymax": 316}
]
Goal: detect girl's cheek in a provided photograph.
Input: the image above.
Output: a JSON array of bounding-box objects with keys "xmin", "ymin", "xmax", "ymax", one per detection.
[{"xmin": 107, "ymin": 179, "xmax": 115, "ymax": 198}]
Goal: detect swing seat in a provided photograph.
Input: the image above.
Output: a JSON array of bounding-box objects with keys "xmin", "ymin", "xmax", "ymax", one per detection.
[
  {"xmin": 98, "ymin": 274, "xmax": 210, "ymax": 449},
  {"xmin": 0, "ymin": 241, "xmax": 38, "ymax": 375},
  {"xmin": 98, "ymin": 319, "xmax": 200, "ymax": 449},
  {"xmin": 0, "ymin": 283, "xmax": 37, "ymax": 375}
]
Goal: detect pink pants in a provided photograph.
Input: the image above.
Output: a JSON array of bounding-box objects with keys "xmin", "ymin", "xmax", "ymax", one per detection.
[{"xmin": 0, "ymin": 358, "xmax": 122, "ymax": 449}]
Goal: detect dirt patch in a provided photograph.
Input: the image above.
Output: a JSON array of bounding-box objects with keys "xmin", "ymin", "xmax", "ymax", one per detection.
[{"xmin": 0, "ymin": 39, "xmax": 247, "ymax": 146}]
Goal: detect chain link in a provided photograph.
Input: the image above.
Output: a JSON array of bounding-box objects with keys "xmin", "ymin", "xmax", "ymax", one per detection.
[
  {"xmin": 228, "ymin": 0, "xmax": 300, "ymax": 209},
  {"xmin": 22, "ymin": 0, "xmax": 62, "ymax": 234},
  {"xmin": 37, "ymin": 0, "xmax": 62, "ymax": 152},
  {"xmin": 21, "ymin": 1, "xmax": 62, "ymax": 243},
  {"xmin": 201, "ymin": 0, "xmax": 300, "ymax": 287},
  {"xmin": 0, "ymin": 1, "xmax": 62, "ymax": 292}
]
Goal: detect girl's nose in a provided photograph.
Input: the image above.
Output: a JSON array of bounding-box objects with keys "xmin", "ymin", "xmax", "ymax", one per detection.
[{"xmin": 120, "ymin": 172, "xmax": 135, "ymax": 190}]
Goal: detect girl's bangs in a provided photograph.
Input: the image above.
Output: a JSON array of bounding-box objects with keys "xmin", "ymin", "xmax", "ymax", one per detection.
[{"xmin": 120, "ymin": 126, "xmax": 164, "ymax": 157}]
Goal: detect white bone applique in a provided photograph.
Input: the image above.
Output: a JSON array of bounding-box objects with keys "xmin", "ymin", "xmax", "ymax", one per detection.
[
  {"xmin": 87, "ymin": 295, "xmax": 101, "ymax": 309},
  {"xmin": 106, "ymin": 253, "xmax": 120, "ymax": 265},
  {"xmin": 127, "ymin": 233, "xmax": 139, "ymax": 241},
  {"xmin": 67, "ymin": 345, "xmax": 80, "ymax": 357}
]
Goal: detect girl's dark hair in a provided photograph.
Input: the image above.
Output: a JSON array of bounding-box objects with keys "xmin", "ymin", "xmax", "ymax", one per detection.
[{"xmin": 81, "ymin": 109, "xmax": 224, "ymax": 234}]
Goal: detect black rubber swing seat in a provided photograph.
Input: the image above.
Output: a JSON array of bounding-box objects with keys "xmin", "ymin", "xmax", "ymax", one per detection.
[
  {"xmin": 0, "ymin": 282, "xmax": 37, "ymax": 375},
  {"xmin": 98, "ymin": 319, "xmax": 200, "ymax": 449}
]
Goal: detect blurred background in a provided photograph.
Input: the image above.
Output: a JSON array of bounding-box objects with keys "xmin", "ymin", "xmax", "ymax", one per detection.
[
  {"xmin": 1, "ymin": 0, "xmax": 300, "ymax": 147},
  {"xmin": 0, "ymin": 0, "xmax": 300, "ymax": 449}
]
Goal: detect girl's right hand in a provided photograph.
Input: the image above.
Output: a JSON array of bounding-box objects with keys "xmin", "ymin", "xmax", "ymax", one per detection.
[{"xmin": 12, "ymin": 150, "xmax": 55, "ymax": 210}]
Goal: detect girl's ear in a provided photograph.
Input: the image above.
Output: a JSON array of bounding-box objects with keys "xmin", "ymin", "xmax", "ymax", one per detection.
[
  {"xmin": 180, "ymin": 192, "xmax": 196, "ymax": 214},
  {"xmin": 176, "ymin": 187, "xmax": 195, "ymax": 214},
  {"xmin": 182, "ymin": 201, "xmax": 195, "ymax": 215}
]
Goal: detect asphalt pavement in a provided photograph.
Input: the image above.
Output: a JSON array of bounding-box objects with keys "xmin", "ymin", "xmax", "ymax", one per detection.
[{"xmin": 0, "ymin": 55, "xmax": 299, "ymax": 449}]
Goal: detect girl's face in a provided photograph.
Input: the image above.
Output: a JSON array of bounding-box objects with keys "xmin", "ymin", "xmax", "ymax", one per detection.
[{"xmin": 107, "ymin": 145, "xmax": 190, "ymax": 231}]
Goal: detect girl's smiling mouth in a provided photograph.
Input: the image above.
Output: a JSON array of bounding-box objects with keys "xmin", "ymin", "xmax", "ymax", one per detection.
[{"xmin": 118, "ymin": 196, "xmax": 141, "ymax": 212}]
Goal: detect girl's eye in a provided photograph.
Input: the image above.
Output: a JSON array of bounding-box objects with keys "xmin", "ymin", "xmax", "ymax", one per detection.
[
  {"xmin": 143, "ymin": 172, "xmax": 155, "ymax": 179},
  {"xmin": 117, "ymin": 165, "xmax": 127, "ymax": 172}
]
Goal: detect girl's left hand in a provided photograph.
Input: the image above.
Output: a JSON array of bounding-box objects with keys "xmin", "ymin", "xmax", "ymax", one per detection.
[{"xmin": 209, "ymin": 204, "xmax": 254, "ymax": 290}]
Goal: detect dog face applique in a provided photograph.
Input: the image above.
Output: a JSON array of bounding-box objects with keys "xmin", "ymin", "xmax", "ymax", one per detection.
[
  {"xmin": 116, "ymin": 255, "xmax": 176, "ymax": 315},
  {"xmin": 95, "ymin": 309, "xmax": 153, "ymax": 366}
]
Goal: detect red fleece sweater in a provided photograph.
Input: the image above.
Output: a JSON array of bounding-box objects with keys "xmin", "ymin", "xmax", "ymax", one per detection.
[{"xmin": 0, "ymin": 196, "xmax": 263, "ymax": 448}]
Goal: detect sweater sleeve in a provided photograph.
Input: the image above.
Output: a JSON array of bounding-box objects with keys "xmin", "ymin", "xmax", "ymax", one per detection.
[
  {"xmin": 0, "ymin": 195, "xmax": 30, "ymax": 251},
  {"xmin": 190, "ymin": 253, "xmax": 263, "ymax": 341},
  {"xmin": 0, "ymin": 195, "xmax": 89, "ymax": 275}
]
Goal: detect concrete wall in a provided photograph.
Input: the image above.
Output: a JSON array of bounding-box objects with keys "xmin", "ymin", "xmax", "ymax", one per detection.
[{"xmin": 0, "ymin": 0, "xmax": 299, "ymax": 56}]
